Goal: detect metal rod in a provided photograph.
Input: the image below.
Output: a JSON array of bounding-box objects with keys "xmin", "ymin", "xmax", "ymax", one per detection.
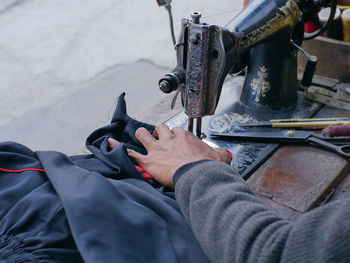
[
  {"xmin": 270, "ymin": 117, "xmax": 349, "ymax": 123},
  {"xmin": 188, "ymin": 117, "xmax": 194, "ymax": 133},
  {"xmin": 290, "ymin": 39, "xmax": 311, "ymax": 58},
  {"xmin": 196, "ymin": 118, "xmax": 202, "ymax": 138},
  {"xmin": 239, "ymin": 120, "xmax": 350, "ymax": 128},
  {"xmin": 273, "ymin": 121, "xmax": 350, "ymax": 128},
  {"xmin": 165, "ymin": 4, "xmax": 176, "ymax": 46}
]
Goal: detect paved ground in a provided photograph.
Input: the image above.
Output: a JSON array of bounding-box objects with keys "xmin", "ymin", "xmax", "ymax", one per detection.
[{"xmin": 0, "ymin": 0, "xmax": 242, "ymax": 154}]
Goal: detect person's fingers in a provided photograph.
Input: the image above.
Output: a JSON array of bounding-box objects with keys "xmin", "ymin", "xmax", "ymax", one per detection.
[
  {"xmin": 107, "ymin": 138, "xmax": 120, "ymax": 149},
  {"xmin": 127, "ymin": 149, "xmax": 146, "ymax": 164},
  {"xmin": 212, "ymin": 147, "xmax": 223, "ymax": 153},
  {"xmin": 171, "ymin": 126, "xmax": 187, "ymax": 137},
  {"xmin": 215, "ymin": 148, "xmax": 232, "ymax": 164},
  {"xmin": 224, "ymin": 150, "xmax": 233, "ymax": 161},
  {"xmin": 152, "ymin": 124, "xmax": 174, "ymax": 140},
  {"xmin": 220, "ymin": 150, "xmax": 232, "ymax": 164},
  {"xmin": 135, "ymin": 127, "xmax": 157, "ymax": 150}
]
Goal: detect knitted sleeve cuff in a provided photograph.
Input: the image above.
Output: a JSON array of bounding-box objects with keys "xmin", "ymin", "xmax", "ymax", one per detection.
[{"xmin": 173, "ymin": 160, "xmax": 212, "ymax": 185}]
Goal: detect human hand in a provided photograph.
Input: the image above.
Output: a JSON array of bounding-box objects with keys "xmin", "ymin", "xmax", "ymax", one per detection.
[{"xmin": 108, "ymin": 124, "xmax": 231, "ymax": 188}]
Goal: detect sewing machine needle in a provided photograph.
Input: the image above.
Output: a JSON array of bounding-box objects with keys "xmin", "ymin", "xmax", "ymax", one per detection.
[
  {"xmin": 188, "ymin": 118, "xmax": 194, "ymax": 133},
  {"xmin": 196, "ymin": 118, "xmax": 202, "ymax": 138}
]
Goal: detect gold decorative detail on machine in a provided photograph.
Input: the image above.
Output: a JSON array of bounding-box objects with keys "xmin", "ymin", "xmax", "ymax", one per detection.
[
  {"xmin": 250, "ymin": 66, "xmax": 271, "ymax": 102},
  {"xmin": 237, "ymin": 0, "xmax": 299, "ymax": 51}
]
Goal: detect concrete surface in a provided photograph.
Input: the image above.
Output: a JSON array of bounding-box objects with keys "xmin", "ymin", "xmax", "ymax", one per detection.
[{"xmin": 0, "ymin": 0, "xmax": 242, "ymax": 154}]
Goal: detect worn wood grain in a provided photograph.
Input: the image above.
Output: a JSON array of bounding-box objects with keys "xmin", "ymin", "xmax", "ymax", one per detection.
[
  {"xmin": 248, "ymin": 145, "xmax": 350, "ymax": 213},
  {"xmin": 256, "ymin": 194, "xmax": 302, "ymax": 221}
]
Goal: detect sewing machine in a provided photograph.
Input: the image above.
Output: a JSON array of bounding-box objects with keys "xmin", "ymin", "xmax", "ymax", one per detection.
[
  {"xmin": 155, "ymin": 0, "xmax": 350, "ymax": 219},
  {"xmin": 159, "ymin": 0, "xmax": 338, "ymax": 138}
]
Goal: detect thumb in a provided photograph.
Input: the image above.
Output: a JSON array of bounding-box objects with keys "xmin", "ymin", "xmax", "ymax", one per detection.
[{"xmin": 213, "ymin": 148, "xmax": 232, "ymax": 164}]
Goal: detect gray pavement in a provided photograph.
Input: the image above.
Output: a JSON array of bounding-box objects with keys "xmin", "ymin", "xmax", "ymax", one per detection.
[{"xmin": 0, "ymin": 0, "xmax": 242, "ymax": 154}]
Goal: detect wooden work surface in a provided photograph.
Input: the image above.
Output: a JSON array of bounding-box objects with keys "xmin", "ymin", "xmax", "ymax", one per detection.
[{"xmin": 247, "ymin": 105, "xmax": 350, "ymax": 221}]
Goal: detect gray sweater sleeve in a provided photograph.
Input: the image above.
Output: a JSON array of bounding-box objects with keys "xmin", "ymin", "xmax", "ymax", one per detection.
[{"xmin": 174, "ymin": 160, "xmax": 350, "ymax": 263}]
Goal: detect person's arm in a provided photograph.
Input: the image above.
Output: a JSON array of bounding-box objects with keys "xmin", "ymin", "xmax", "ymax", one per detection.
[
  {"xmin": 174, "ymin": 160, "xmax": 350, "ymax": 263},
  {"xmin": 108, "ymin": 125, "xmax": 350, "ymax": 263}
]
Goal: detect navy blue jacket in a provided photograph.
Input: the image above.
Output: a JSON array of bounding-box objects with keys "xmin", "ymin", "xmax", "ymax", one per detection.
[{"xmin": 0, "ymin": 94, "xmax": 208, "ymax": 263}]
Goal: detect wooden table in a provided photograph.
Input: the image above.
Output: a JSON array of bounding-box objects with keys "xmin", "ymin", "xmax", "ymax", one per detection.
[{"xmin": 247, "ymin": 102, "xmax": 350, "ymax": 221}]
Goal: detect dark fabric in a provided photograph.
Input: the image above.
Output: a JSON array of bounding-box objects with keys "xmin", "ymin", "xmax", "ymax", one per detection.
[
  {"xmin": 86, "ymin": 93, "xmax": 157, "ymax": 185},
  {"xmin": 175, "ymin": 160, "xmax": 350, "ymax": 263},
  {"xmin": 0, "ymin": 93, "xmax": 209, "ymax": 263},
  {"xmin": 0, "ymin": 142, "xmax": 83, "ymax": 263}
]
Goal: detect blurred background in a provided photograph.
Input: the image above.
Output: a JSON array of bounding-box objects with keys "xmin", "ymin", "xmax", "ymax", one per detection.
[{"xmin": 0, "ymin": 0, "xmax": 242, "ymax": 154}]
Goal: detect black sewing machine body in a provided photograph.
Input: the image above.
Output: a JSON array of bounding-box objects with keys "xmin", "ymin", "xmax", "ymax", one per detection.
[
  {"xmin": 159, "ymin": 0, "xmax": 334, "ymax": 126},
  {"xmin": 223, "ymin": 0, "xmax": 302, "ymax": 111},
  {"xmin": 160, "ymin": 0, "xmax": 337, "ymax": 178}
]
